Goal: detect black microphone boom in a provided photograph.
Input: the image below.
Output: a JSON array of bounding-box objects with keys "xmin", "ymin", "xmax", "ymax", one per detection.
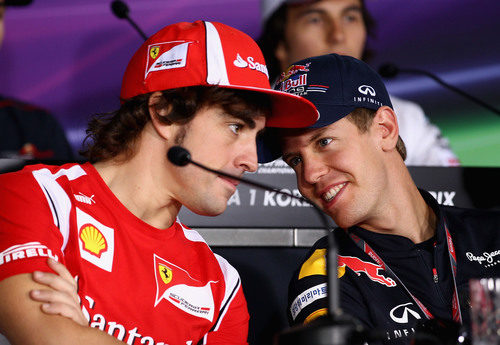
[
  {"xmin": 110, "ymin": 0, "xmax": 148, "ymax": 41},
  {"xmin": 378, "ymin": 63, "xmax": 500, "ymax": 116}
]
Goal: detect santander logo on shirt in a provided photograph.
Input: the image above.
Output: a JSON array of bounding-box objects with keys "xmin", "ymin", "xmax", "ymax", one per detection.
[{"xmin": 153, "ymin": 254, "xmax": 217, "ymax": 322}]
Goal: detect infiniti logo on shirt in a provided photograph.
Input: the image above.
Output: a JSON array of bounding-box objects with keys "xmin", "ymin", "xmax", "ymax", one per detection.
[{"xmin": 390, "ymin": 303, "xmax": 422, "ymax": 324}]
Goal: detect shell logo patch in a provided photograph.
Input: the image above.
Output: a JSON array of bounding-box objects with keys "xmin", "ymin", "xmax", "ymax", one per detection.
[
  {"xmin": 76, "ymin": 208, "xmax": 114, "ymax": 272},
  {"xmin": 159, "ymin": 263, "xmax": 172, "ymax": 284},
  {"xmin": 79, "ymin": 224, "xmax": 107, "ymax": 258}
]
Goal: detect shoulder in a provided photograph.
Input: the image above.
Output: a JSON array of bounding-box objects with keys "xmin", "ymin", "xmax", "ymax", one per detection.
[
  {"xmin": 0, "ymin": 164, "xmax": 54, "ymax": 198},
  {"xmin": 442, "ymin": 206, "xmax": 500, "ymax": 230},
  {"xmin": 0, "ymin": 163, "xmax": 88, "ymax": 219},
  {"xmin": 177, "ymin": 221, "xmax": 242, "ymax": 285}
]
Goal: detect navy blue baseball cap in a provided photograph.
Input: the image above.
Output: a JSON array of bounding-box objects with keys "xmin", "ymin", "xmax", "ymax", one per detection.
[{"xmin": 258, "ymin": 53, "xmax": 393, "ymax": 163}]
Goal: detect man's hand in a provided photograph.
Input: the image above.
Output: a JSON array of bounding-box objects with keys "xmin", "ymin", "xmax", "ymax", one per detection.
[{"xmin": 29, "ymin": 258, "xmax": 87, "ymax": 326}]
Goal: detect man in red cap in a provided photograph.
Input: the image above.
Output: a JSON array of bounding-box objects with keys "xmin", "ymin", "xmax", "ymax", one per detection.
[{"xmin": 0, "ymin": 21, "xmax": 317, "ymax": 344}]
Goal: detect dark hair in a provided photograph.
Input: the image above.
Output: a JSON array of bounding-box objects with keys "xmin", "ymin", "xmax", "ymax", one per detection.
[
  {"xmin": 80, "ymin": 86, "xmax": 272, "ymax": 163},
  {"xmin": 347, "ymin": 107, "xmax": 406, "ymax": 160},
  {"xmin": 257, "ymin": 0, "xmax": 376, "ymax": 81}
]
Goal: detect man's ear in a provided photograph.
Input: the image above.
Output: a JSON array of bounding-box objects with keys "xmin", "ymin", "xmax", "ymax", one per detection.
[
  {"xmin": 373, "ymin": 106, "xmax": 399, "ymax": 152},
  {"xmin": 148, "ymin": 91, "xmax": 172, "ymax": 140}
]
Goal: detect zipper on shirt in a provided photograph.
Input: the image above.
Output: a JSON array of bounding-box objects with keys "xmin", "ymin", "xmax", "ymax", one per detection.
[{"xmin": 432, "ymin": 241, "xmax": 439, "ymax": 283}]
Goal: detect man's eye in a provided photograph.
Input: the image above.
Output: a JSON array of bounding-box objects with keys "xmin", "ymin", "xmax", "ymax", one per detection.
[
  {"xmin": 229, "ymin": 124, "xmax": 243, "ymax": 134},
  {"xmin": 288, "ymin": 156, "xmax": 302, "ymax": 167},
  {"xmin": 344, "ymin": 12, "xmax": 362, "ymax": 23},
  {"xmin": 304, "ymin": 14, "xmax": 323, "ymax": 25},
  {"xmin": 318, "ymin": 138, "xmax": 332, "ymax": 147}
]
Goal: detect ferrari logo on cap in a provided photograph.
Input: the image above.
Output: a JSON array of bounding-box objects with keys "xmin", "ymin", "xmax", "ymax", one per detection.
[
  {"xmin": 159, "ymin": 263, "xmax": 172, "ymax": 284},
  {"xmin": 150, "ymin": 46, "xmax": 160, "ymax": 59}
]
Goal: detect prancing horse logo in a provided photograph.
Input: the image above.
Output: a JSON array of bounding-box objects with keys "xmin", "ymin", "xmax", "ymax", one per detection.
[
  {"xmin": 150, "ymin": 46, "xmax": 160, "ymax": 59},
  {"xmin": 159, "ymin": 263, "xmax": 172, "ymax": 284}
]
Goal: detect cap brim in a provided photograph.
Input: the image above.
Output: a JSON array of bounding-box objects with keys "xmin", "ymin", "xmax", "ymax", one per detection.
[
  {"xmin": 308, "ymin": 103, "xmax": 355, "ymax": 128},
  {"xmin": 218, "ymin": 84, "xmax": 319, "ymax": 128},
  {"xmin": 256, "ymin": 103, "xmax": 355, "ymax": 163}
]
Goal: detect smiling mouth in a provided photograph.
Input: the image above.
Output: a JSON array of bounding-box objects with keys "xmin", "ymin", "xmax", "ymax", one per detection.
[{"xmin": 322, "ymin": 183, "xmax": 347, "ymax": 203}]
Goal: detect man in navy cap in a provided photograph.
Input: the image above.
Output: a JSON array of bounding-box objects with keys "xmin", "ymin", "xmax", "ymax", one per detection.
[{"xmin": 258, "ymin": 53, "xmax": 500, "ymax": 344}]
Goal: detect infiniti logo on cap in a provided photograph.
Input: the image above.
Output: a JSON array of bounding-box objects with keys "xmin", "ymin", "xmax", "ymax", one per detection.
[{"xmin": 358, "ymin": 85, "xmax": 376, "ymax": 97}]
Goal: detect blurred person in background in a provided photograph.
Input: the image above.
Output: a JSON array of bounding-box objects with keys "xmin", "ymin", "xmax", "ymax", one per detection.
[
  {"xmin": 258, "ymin": 0, "xmax": 459, "ymax": 166},
  {"xmin": 0, "ymin": 0, "xmax": 73, "ymax": 160}
]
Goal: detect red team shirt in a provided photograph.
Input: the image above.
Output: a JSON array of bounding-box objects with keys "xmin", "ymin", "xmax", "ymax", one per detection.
[{"xmin": 0, "ymin": 163, "xmax": 249, "ymax": 345}]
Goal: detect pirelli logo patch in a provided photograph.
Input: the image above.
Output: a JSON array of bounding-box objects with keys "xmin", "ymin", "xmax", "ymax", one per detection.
[{"xmin": 0, "ymin": 242, "xmax": 58, "ymax": 266}]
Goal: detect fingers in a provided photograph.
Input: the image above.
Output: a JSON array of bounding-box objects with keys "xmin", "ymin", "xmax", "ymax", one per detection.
[
  {"xmin": 30, "ymin": 290, "xmax": 88, "ymax": 326},
  {"xmin": 47, "ymin": 258, "xmax": 75, "ymax": 283},
  {"xmin": 30, "ymin": 258, "xmax": 88, "ymax": 326},
  {"xmin": 32, "ymin": 259, "xmax": 79, "ymax": 304}
]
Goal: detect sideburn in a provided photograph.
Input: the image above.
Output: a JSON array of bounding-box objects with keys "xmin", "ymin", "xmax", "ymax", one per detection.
[{"xmin": 174, "ymin": 125, "xmax": 188, "ymax": 145}]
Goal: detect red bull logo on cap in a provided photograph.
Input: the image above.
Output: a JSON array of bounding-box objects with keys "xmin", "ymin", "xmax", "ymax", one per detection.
[
  {"xmin": 338, "ymin": 256, "xmax": 397, "ymax": 287},
  {"xmin": 278, "ymin": 74, "xmax": 308, "ymax": 93},
  {"xmin": 277, "ymin": 63, "xmax": 310, "ymax": 85}
]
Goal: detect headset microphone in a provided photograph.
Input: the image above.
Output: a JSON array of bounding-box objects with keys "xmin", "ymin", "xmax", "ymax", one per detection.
[{"xmin": 167, "ymin": 146, "xmax": 191, "ymax": 167}]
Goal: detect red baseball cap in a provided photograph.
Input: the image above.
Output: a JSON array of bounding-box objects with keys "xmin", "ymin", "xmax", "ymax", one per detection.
[{"xmin": 120, "ymin": 20, "xmax": 318, "ymax": 128}]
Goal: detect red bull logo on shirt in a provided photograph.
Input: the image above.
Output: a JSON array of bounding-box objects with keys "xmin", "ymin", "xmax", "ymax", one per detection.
[{"xmin": 339, "ymin": 256, "xmax": 397, "ymax": 287}]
